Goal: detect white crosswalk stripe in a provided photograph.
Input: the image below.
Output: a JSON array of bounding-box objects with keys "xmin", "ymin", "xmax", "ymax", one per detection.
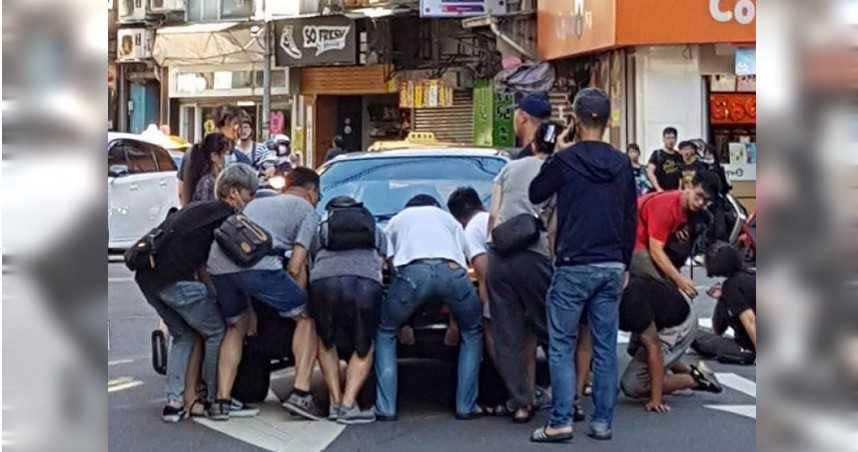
[
  {"xmin": 194, "ymin": 391, "xmax": 345, "ymax": 452},
  {"xmin": 705, "ymin": 373, "xmax": 756, "ymax": 420}
]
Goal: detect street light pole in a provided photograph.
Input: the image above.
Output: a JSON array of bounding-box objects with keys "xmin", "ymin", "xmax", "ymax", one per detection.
[{"xmin": 261, "ymin": 0, "xmax": 271, "ymax": 139}]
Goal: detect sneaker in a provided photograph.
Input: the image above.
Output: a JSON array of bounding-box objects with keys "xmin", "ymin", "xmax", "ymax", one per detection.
[
  {"xmin": 534, "ymin": 386, "xmax": 552, "ymax": 411},
  {"xmin": 282, "ymin": 391, "xmax": 325, "ymax": 421},
  {"xmin": 690, "ymin": 362, "xmax": 723, "ymax": 394},
  {"xmin": 208, "ymin": 399, "xmax": 231, "ymax": 421},
  {"xmin": 583, "ymin": 382, "xmax": 593, "ymax": 397},
  {"xmin": 161, "ymin": 404, "xmax": 187, "ymax": 423},
  {"xmin": 573, "ymin": 403, "xmax": 586, "ymax": 423},
  {"xmin": 229, "ymin": 398, "xmax": 260, "ymax": 418},
  {"xmin": 337, "ymin": 404, "xmax": 376, "ymax": 425},
  {"xmin": 328, "ymin": 404, "xmax": 342, "ymax": 421}
]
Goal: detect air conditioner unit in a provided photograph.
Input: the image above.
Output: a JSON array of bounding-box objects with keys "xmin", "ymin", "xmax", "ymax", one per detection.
[
  {"xmin": 150, "ymin": 0, "xmax": 185, "ymax": 14},
  {"xmin": 117, "ymin": 28, "xmax": 154, "ymax": 62},
  {"xmin": 118, "ymin": 0, "xmax": 150, "ymax": 22}
]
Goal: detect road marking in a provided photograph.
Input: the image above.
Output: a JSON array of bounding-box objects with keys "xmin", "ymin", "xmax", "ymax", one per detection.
[
  {"xmin": 108, "ymin": 277, "xmax": 134, "ymax": 283},
  {"xmin": 108, "ymin": 358, "xmax": 135, "ymax": 366},
  {"xmin": 715, "ymin": 373, "xmax": 756, "ymax": 398},
  {"xmin": 705, "ymin": 405, "xmax": 756, "ymax": 419},
  {"xmin": 705, "ymin": 373, "xmax": 756, "ymax": 419},
  {"xmin": 194, "ymin": 391, "xmax": 344, "ymax": 452},
  {"xmin": 108, "ymin": 377, "xmax": 144, "ymax": 393}
]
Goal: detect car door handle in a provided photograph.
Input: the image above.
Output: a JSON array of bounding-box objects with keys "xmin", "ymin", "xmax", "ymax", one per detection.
[{"xmin": 129, "ymin": 184, "xmax": 139, "ymax": 192}]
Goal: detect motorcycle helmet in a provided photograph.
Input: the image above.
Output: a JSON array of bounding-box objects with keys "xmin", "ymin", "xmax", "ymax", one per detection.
[{"xmin": 267, "ymin": 134, "xmax": 291, "ymax": 156}]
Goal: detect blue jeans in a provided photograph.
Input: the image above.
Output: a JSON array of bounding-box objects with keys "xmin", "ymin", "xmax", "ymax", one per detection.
[
  {"xmin": 375, "ymin": 259, "xmax": 483, "ymax": 418},
  {"xmin": 546, "ymin": 264, "xmax": 624, "ymax": 429},
  {"xmin": 142, "ymin": 281, "xmax": 225, "ymax": 404}
]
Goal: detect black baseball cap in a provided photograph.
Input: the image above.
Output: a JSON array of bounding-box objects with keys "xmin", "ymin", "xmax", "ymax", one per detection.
[
  {"xmin": 572, "ymin": 88, "xmax": 611, "ymax": 121},
  {"xmin": 517, "ymin": 92, "xmax": 552, "ymax": 120}
]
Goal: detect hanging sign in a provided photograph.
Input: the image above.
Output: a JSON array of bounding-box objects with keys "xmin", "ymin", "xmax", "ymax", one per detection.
[
  {"xmin": 274, "ymin": 15, "xmax": 357, "ymax": 67},
  {"xmin": 400, "ymin": 80, "xmax": 453, "ymax": 109}
]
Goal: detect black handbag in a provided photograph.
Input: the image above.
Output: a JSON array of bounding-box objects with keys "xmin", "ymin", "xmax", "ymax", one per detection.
[
  {"xmin": 491, "ymin": 213, "xmax": 544, "ymax": 256},
  {"xmin": 214, "ymin": 213, "xmax": 274, "ymax": 267}
]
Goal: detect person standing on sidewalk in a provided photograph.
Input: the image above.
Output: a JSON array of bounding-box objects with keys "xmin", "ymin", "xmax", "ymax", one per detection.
[
  {"xmin": 133, "ymin": 164, "xmax": 258, "ymax": 422},
  {"xmin": 528, "ymin": 88, "xmax": 637, "ymax": 443},
  {"xmin": 646, "ymin": 127, "xmax": 683, "ymax": 192},
  {"xmin": 486, "ymin": 121, "xmax": 558, "ymax": 424},
  {"xmin": 375, "ymin": 195, "xmax": 484, "ymax": 421}
]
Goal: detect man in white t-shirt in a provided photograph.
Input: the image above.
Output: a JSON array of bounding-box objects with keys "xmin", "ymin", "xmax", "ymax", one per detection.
[
  {"xmin": 447, "ymin": 187, "xmax": 494, "ymax": 356},
  {"xmin": 376, "ymin": 194, "xmax": 483, "ymax": 421}
]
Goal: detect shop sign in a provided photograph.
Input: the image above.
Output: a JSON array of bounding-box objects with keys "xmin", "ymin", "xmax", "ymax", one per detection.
[
  {"xmin": 735, "ymin": 48, "xmax": 756, "ymax": 76},
  {"xmin": 274, "ymin": 16, "xmax": 357, "ymax": 67},
  {"xmin": 709, "ymin": 0, "xmax": 756, "ymax": 25},
  {"xmin": 724, "ymin": 142, "xmax": 757, "ymax": 181},
  {"xmin": 400, "ymin": 80, "xmax": 453, "ymax": 109},
  {"xmin": 420, "ymin": 0, "xmax": 506, "ymax": 17}
]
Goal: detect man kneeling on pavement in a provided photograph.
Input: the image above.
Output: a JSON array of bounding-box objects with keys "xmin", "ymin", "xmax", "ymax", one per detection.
[{"xmin": 622, "ymin": 169, "xmax": 726, "ymax": 412}]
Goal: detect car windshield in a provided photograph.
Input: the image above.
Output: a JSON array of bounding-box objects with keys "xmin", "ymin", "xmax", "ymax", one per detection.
[{"xmin": 318, "ymin": 155, "xmax": 507, "ymax": 218}]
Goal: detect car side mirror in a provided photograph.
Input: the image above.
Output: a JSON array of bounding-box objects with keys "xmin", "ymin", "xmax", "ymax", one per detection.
[{"xmin": 109, "ymin": 164, "xmax": 129, "ymax": 178}]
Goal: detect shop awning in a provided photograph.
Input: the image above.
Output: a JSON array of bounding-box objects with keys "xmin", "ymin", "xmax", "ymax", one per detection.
[{"xmin": 153, "ymin": 22, "xmax": 265, "ymax": 67}]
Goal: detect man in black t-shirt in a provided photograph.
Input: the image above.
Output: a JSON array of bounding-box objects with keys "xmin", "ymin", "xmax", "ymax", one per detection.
[
  {"xmin": 134, "ymin": 164, "xmax": 258, "ymax": 423},
  {"xmin": 619, "ymin": 276, "xmax": 723, "ymax": 413},
  {"xmin": 678, "ymin": 140, "xmax": 709, "ymax": 189},
  {"xmin": 646, "ymin": 127, "xmax": 683, "ymax": 191},
  {"xmin": 707, "ymin": 241, "xmax": 757, "ymax": 354}
]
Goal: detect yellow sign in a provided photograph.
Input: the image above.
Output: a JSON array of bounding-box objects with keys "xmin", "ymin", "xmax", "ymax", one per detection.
[{"xmin": 399, "ymin": 80, "xmax": 453, "ymax": 109}]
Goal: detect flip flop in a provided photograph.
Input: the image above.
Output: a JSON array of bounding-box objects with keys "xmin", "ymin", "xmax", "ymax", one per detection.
[{"xmin": 530, "ymin": 425, "xmax": 573, "ymax": 443}]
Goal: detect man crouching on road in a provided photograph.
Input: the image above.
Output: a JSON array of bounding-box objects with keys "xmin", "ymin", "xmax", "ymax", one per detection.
[
  {"xmin": 619, "ymin": 276, "xmax": 723, "ymax": 414},
  {"xmin": 375, "ymin": 194, "xmax": 484, "ymax": 421},
  {"xmin": 527, "ymin": 88, "xmax": 637, "ymax": 443},
  {"xmin": 206, "ymin": 167, "xmax": 324, "ymax": 420}
]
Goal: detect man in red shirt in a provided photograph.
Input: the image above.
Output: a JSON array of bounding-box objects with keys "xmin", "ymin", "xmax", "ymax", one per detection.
[{"xmin": 631, "ymin": 171, "xmax": 721, "ymax": 299}]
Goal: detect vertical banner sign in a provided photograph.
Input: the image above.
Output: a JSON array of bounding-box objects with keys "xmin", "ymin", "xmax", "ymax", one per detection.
[
  {"xmin": 493, "ymin": 91, "xmax": 515, "ymax": 148},
  {"xmin": 473, "ymin": 80, "xmax": 493, "ymax": 146}
]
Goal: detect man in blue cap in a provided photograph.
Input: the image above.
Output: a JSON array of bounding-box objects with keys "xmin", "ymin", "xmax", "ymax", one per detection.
[
  {"xmin": 528, "ymin": 88, "xmax": 637, "ymax": 443},
  {"xmin": 514, "ymin": 92, "xmax": 552, "ymax": 159}
]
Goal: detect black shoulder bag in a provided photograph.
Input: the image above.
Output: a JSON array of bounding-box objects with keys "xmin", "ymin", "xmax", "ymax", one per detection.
[{"xmin": 491, "ymin": 213, "xmax": 544, "ymax": 256}]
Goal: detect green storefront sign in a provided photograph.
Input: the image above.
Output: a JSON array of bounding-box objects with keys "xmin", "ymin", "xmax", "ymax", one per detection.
[{"xmin": 473, "ymin": 80, "xmax": 515, "ymax": 148}]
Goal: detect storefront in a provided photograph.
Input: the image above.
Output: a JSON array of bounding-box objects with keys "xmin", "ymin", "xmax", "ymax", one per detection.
[
  {"xmin": 166, "ymin": 64, "xmax": 293, "ymax": 144},
  {"xmin": 538, "ymin": 0, "xmax": 756, "ymax": 207}
]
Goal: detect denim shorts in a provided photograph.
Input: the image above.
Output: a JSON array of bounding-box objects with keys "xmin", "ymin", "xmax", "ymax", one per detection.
[{"xmin": 212, "ymin": 270, "xmax": 308, "ymax": 323}]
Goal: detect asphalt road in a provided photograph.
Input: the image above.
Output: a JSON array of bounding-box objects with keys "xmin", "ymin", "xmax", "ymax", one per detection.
[{"xmin": 107, "ymin": 257, "xmax": 756, "ymax": 452}]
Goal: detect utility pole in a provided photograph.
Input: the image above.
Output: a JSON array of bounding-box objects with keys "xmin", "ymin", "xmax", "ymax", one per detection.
[{"xmin": 261, "ymin": 0, "xmax": 272, "ymax": 139}]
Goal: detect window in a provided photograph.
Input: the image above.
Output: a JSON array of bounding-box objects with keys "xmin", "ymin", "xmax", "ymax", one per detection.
[
  {"xmin": 108, "ymin": 143, "xmax": 127, "ymax": 175},
  {"xmin": 187, "ymin": 0, "xmax": 253, "ymax": 21},
  {"xmin": 222, "ymin": 0, "xmax": 253, "ymax": 19},
  {"xmin": 152, "ymin": 145, "xmax": 177, "ymax": 172},
  {"xmin": 124, "ymin": 141, "xmax": 159, "ymax": 173}
]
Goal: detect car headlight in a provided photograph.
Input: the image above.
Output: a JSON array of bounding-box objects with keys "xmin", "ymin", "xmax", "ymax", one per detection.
[{"xmin": 269, "ymin": 175, "xmax": 286, "ymax": 190}]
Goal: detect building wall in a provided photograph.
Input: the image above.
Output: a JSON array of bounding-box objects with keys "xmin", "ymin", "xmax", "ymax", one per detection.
[{"xmin": 633, "ymin": 45, "xmax": 706, "ymax": 159}]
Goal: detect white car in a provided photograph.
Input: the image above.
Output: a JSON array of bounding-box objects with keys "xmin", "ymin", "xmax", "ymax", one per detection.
[{"xmin": 108, "ymin": 132, "xmax": 179, "ymax": 250}]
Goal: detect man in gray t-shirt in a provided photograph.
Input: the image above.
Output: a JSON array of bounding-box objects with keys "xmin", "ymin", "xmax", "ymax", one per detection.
[
  {"xmin": 486, "ymin": 131, "xmax": 556, "ymax": 422},
  {"xmin": 207, "ymin": 168, "xmax": 327, "ymax": 420}
]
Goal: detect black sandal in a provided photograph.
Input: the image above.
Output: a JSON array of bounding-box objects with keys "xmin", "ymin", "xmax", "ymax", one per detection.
[
  {"xmin": 530, "ymin": 425, "xmax": 573, "ymax": 443},
  {"xmin": 188, "ymin": 399, "xmax": 208, "ymax": 418}
]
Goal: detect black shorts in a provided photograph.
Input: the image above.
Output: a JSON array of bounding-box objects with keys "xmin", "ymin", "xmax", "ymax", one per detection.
[{"xmin": 308, "ymin": 276, "xmax": 383, "ymax": 358}]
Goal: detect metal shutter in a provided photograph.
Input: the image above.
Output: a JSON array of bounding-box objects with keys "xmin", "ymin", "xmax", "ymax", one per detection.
[{"xmin": 413, "ymin": 90, "xmax": 474, "ymax": 144}]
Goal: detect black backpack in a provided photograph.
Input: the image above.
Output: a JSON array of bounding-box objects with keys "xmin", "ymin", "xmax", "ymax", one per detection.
[
  {"xmin": 320, "ymin": 198, "xmax": 377, "ymax": 251},
  {"xmin": 124, "ymin": 202, "xmax": 234, "ymax": 277}
]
